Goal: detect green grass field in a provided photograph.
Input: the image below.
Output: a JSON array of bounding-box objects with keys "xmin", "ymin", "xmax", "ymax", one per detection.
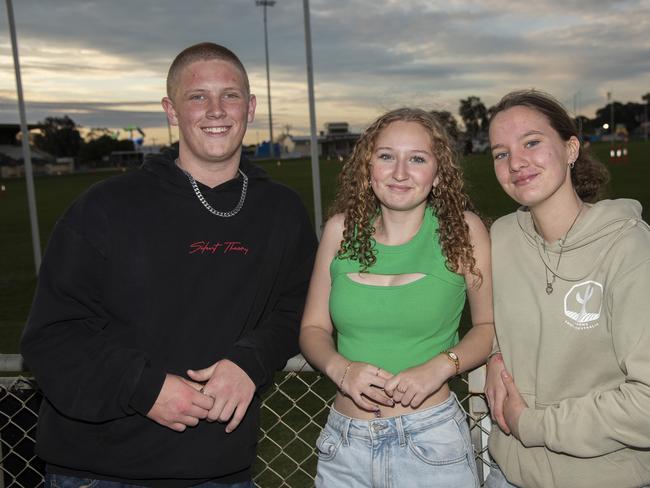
[{"xmin": 1, "ymin": 141, "xmax": 649, "ymax": 353}]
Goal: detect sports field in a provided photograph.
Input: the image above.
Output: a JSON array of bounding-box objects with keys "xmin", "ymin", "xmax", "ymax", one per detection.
[{"xmin": 1, "ymin": 141, "xmax": 648, "ymax": 353}]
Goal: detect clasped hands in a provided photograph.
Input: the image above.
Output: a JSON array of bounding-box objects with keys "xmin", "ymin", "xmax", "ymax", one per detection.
[
  {"xmin": 337, "ymin": 355, "xmax": 453, "ymax": 413},
  {"xmin": 146, "ymin": 359, "xmax": 255, "ymax": 433},
  {"xmin": 484, "ymin": 353, "xmax": 527, "ymax": 439}
]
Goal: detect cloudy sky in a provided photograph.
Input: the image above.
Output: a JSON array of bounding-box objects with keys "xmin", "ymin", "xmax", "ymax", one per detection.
[{"xmin": 1, "ymin": 0, "xmax": 649, "ymax": 146}]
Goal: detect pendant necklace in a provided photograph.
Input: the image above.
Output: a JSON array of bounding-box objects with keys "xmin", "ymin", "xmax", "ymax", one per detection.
[
  {"xmin": 537, "ymin": 202, "xmax": 583, "ymax": 295},
  {"xmin": 176, "ymin": 159, "xmax": 248, "ymax": 218}
]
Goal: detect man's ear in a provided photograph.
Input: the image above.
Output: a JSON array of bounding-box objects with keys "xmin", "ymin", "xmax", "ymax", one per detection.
[
  {"xmin": 162, "ymin": 97, "xmax": 178, "ymax": 126},
  {"xmin": 247, "ymin": 94, "xmax": 257, "ymax": 124}
]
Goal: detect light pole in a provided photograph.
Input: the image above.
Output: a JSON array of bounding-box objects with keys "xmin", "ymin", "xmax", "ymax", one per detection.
[
  {"xmin": 302, "ymin": 0, "xmax": 322, "ymax": 236},
  {"xmin": 6, "ymin": 0, "xmax": 41, "ymax": 275},
  {"xmin": 607, "ymin": 91, "xmax": 614, "ymax": 147},
  {"xmin": 256, "ymin": 0, "xmax": 276, "ymax": 158}
]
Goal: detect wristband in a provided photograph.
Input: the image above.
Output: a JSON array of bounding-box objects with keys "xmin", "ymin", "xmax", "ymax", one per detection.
[{"xmin": 338, "ymin": 361, "xmax": 352, "ymax": 391}]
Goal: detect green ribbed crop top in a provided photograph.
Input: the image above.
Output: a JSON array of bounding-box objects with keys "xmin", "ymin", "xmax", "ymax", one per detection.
[{"xmin": 329, "ymin": 209, "xmax": 466, "ymax": 374}]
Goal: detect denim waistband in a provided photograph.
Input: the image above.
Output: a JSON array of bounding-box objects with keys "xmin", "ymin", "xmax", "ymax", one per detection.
[{"xmin": 326, "ymin": 393, "xmax": 464, "ymax": 446}]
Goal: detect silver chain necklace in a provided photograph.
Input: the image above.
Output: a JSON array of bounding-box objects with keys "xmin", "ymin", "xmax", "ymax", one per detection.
[
  {"xmin": 537, "ymin": 203, "xmax": 583, "ymax": 295},
  {"xmin": 176, "ymin": 160, "xmax": 248, "ymax": 218}
]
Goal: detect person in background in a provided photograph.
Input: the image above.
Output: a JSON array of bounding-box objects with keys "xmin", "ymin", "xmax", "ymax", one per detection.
[
  {"xmin": 300, "ymin": 107, "xmax": 494, "ymax": 487},
  {"xmin": 21, "ymin": 42, "xmax": 317, "ymax": 487},
  {"xmin": 485, "ymin": 89, "xmax": 650, "ymax": 488}
]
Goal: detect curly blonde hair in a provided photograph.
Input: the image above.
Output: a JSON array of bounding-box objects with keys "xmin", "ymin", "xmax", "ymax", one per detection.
[{"xmin": 330, "ymin": 108, "xmax": 480, "ymax": 281}]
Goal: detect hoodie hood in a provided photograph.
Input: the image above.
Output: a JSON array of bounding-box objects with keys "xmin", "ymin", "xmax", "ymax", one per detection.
[{"xmin": 516, "ymin": 199, "xmax": 647, "ymax": 282}]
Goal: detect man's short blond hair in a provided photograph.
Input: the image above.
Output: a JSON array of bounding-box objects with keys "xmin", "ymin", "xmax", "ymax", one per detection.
[{"xmin": 166, "ymin": 42, "xmax": 250, "ymax": 99}]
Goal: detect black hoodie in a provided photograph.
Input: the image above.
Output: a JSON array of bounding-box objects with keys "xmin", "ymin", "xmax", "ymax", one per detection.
[{"xmin": 21, "ymin": 153, "xmax": 317, "ymax": 486}]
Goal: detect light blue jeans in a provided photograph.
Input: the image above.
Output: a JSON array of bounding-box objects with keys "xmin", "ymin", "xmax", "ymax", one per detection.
[
  {"xmin": 315, "ymin": 393, "xmax": 479, "ymax": 488},
  {"xmin": 45, "ymin": 473, "xmax": 254, "ymax": 488}
]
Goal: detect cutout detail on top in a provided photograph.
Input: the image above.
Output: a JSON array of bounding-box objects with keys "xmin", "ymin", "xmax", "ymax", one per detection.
[{"xmin": 346, "ymin": 272, "xmax": 426, "ymax": 287}]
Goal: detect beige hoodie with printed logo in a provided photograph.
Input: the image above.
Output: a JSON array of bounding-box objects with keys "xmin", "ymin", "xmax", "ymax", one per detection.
[{"xmin": 489, "ymin": 199, "xmax": 650, "ymax": 488}]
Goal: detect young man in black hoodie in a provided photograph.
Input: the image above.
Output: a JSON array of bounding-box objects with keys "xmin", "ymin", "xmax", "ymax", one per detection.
[{"xmin": 21, "ymin": 42, "xmax": 317, "ymax": 487}]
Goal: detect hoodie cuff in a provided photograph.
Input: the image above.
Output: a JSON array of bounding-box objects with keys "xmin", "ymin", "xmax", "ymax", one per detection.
[
  {"xmin": 518, "ymin": 407, "xmax": 546, "ymax": 447},
  {"xmin": 489, "ymin": 339, "xmax": 501, "ymax": 358},
  {"xmin": 225, "ymin": 346, "xmax": 266, "ymax": 390},
  {"xmin": 129, "ymin": 361, "xmax": 167, "ymax": 416}
]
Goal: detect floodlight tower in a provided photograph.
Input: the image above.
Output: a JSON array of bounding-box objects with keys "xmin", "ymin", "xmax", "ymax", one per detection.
[{"xmin": 256, "ymin": 0, "xmax": 276, "ymax": 157}]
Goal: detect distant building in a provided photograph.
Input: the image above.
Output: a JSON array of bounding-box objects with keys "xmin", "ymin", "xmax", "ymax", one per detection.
[
  {"xmin": 324, "ymin": 122, "xmax": 349, "ymax": 135},
  {"xmin": 321, "ymin": 122, "xmax": 359, "ymax": 159},
  {"xmin": 275, "ymin": 122, "xmax": 360, "ymax": 160},
  {"xmin": 278, "ymin": 134, "xmax": 324, "ymax": 158},
  {"xmin": 0, "ymin": 123, "xmax": 59, "ymax": 178}
]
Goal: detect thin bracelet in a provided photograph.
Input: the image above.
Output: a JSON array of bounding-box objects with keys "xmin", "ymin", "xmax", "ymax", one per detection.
[
  {"xmin": 487, "ymin": 351, "xmax": 503, "ymax": 362},
  {"xmin": 338, "ymin": 361, "xmax": 352, "ymax": 391}
]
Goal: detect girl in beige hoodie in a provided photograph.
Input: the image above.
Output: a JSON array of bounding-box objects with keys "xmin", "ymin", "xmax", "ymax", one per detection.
[{"xmin": 484, "ymin": 90, "xmax": 650, "ymax": 488}]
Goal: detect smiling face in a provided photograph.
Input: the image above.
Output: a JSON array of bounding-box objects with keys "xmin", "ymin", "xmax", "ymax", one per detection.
[
  {"xmin": 489, "ymin": 105, "xmax": 579, "ymax": 209},
  {"xmin": 370, "ymin": 120, "xmax": 439, "ymax": 213},
  {"xmin": 162, "ymin": 59, "xmax": 256, "ymax": 168}
]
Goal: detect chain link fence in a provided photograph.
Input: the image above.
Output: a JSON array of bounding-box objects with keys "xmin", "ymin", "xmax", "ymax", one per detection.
[{"xmin": 0, "ymin": 355, "xmax": 491, "ymax": 487}]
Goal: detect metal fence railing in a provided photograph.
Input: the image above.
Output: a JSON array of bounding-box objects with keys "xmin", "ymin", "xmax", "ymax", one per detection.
[{"xmin": 0, "ymin": 354, "xmax": 491, "ymax": 487}]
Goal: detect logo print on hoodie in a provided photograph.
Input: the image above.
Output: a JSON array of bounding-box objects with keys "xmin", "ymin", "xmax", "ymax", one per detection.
[
  {"xmin": 563, "ymin": 280, "xmax": 603, "ymax": 330},
  {"xmin": 189, "ymin": 240, "xmax": 249, "ymax": 255}
]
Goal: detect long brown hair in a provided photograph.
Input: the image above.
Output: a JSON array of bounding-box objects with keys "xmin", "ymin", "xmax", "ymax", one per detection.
[
  {"xmin": 489, "ymin": 90, "xmax": 609, "ymax": 202},
  {"xmin": 330, "ymin": 108, "xmax": 480, "ymax": 280}
]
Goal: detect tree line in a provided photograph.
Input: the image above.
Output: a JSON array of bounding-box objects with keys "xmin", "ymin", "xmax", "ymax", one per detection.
[
  {"xmin": 435, "ymin": 92, "xmax": 650, "ymax": 143},
  {"xmin": 33, "ymin": 92, "xmax": 649, "ymax": 160},
  {"xmin": 33, "ymin": 116, "xmax": 134, "ymax": 162}
]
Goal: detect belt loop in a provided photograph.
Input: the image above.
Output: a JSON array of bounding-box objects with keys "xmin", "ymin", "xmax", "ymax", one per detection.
[
  {"xmin": 396, "ymin": 416, "xmax": 406, "ymax": 447},
  {"xmin": 341, "ymin": 416, "xmax": 351, "ymax": 447}
]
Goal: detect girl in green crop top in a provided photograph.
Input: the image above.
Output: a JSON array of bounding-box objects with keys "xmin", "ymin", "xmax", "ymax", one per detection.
[{"xmin": 300, "ymin": 108, "xmax": 495, "ymax": 487}]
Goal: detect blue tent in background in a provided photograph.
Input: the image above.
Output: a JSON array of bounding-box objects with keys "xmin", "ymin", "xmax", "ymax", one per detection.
[{"xmin": 254, "ymin": 141, "xmax": 281, "ymax": 158}]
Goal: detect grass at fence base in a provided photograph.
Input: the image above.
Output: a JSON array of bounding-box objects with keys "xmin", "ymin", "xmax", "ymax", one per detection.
[{"xmin": 255, "ymin": 371, "xmax": 333, "ymax": 486}]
